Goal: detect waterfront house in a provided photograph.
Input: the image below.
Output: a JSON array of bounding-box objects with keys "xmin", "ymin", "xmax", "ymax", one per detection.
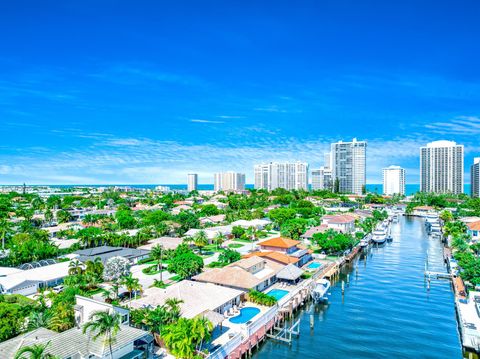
[
  {"xmin": 300, "ymin": 225, "xmax": 329, "ymax": 242},
  {"xmin": 321, "ymin": 214, "xmax": 356, "ymax": 233},
  {"xmin": 193, "ymin": 256, "xmax": 283, "ymax": 292},
  {"xmin": 73, "ymin": 245, "xmax": 150, "ymax": 264},
  {"xmin": 258, "ymin": 237, "xmax": 312, "ymax": 266},
  {"xmin": 243, "ymin": 251, "xmax": 300, "ymax": 266},
  {"xmin": 129, "ymin": 280, "xmax": 243, "ymax": 318},
  {"xmin": 467, "ymin": 221, "xmax": 480, "ymax": 242},
  {"xmin": 412, "ymin": 206, "xmax": 435, "ymax": 217}
]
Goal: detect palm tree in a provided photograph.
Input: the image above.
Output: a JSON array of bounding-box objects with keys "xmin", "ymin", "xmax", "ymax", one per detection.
[
  {"xmin": 193, "ymin": 231, "xmax": 209, "ymax": 254},
  {"xmin": 121, "ymin": 274, "xmax": 142, "ymax": 301},
  {"xmin": 27, "ymin": 311, "xmax": 52, "ymax": 331},
  {"xmin": 0, "ymin": 218, "xmax": 12, "ymax": 251},
  {"xmin": 82, "ymin": 310, "xmax": 121, "ymax": 359},
  {"xmin": 191, "ymin": 317, "xmax": 213, "ymax": 351},
  {"xmin": 150, "ymin": 244, "xmax": 164, "ymax": 282},
  {"xmin": 213, "ymin": 232, "xmax": 226, "ymax": 250},
  {"xmin": 14, "ymin": 341, "xmax": 58, "ymax": 359},
  {"xmin": 68, "ymin": 260, "xmax": 84, "ymax": 276}
]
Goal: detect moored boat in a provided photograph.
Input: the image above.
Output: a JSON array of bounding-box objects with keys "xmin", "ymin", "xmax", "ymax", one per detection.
[{"xmin": 312, "ymin": 279, "xmax": 331, "ymax": 302}]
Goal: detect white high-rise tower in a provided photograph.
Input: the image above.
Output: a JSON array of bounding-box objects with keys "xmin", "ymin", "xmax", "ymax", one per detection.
[
  {"xmin": 420, "ymin": 140, "xmax": 464, "ymax": 194},
  {"xmin": 382, "ymin": 166, "xmax": 405, "ymax": 196},
  {"xmin": 187, "ymin": 173, "xmax": 198, "ymax": 192},
  {"xmin": 254, "ymin": 162, "xmax": 308, "ymax": 190},
  {"xmin": 331, "ymin": 138, "xmax": 367, "ymax": 195}
]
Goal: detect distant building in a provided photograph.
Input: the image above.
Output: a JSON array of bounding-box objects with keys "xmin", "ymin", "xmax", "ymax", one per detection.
[
  {"xmin": 254, "ymin": 161, "xmax": 308, "ymax": 190},
  {"xmin": 187, "ymin": 173, "xmax": 198, "ymax": 192},
  {"xmin": 213, "ymin": 172, "xmax": 245, "ymax": 192},
  {"xmin": 331, "ymin": 138, "xmax": 367, "ymax": 195},
  {"xmin": 73, "ymin": 246, "xmax": 150, "ymax": 264},
  {"xmin": 311, "ymin": 167, "xmax": 332, "ymax": 190},
  {"xmin": 382, "ymin": 165, "xmax": 406, "ymax": 196},
  {"xmin": 471, "ymin": 158, "xmax": 480, "ymax": 198},
  {"xmin": 420, "ymin": 140, "xmax": 464, "ymax": 194}
]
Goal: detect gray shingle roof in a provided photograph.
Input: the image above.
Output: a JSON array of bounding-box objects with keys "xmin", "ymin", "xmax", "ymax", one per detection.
[{"xmin": 0, "ymin": 326, "xmax": 151, "ymax": 359}]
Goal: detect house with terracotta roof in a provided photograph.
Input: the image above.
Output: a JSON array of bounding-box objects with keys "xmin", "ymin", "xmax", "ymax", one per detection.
[
  {"xmin": 321, "ymin": 214, "xmax": 356, "ymax": 233},
  {"xmin": 467, "ymin": 221, "xmax": 480, "ymax": 241},
  {"xmin": 243, "ymin": 251, "xmax": 299, "ymax": 266},
  {"xmin": 258, "ymin": 237, "xmax": 312, "ymax": 266}
]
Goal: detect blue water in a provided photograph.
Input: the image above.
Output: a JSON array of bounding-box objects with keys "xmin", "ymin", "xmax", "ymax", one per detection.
[
  {"xmin": 229, "ymin": 307, "xmax": 261, "ymax": 324},
  {"xmin": 267, "ymin": 289, "xmax": 290, "ymax": 301},
  {"xmin": 255, "ymin": 217, "xmax": 462, "ymax": 358},
  {"xmin": 4, "ymin": 183, "xmax": 471, "ymax": 196},
  {"xmin": 307, "ymin": 262, "xmax": 322, "ymax": 270}
]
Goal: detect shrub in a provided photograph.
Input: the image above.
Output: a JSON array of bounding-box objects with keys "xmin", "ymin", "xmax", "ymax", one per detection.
[{"xmin": 247, "ymin": 290, "xmax": 277, "ymax": 306}]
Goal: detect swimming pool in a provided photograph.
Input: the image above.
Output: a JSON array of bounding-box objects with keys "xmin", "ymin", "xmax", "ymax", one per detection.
[
  {"xmin": 266, "ymin": 289, "xmax": 289, "ymax": 301},
  {"xmin": 229, "ymin": 307, "xmax": 261, "ymax": 324},
  {"xmin": 307, "ymin": 262, "xmax": 322, "ymax": 269}
]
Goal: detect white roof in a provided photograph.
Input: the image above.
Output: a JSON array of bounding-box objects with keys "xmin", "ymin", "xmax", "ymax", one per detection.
[
  {"xmin": 0, "ymin": 261, "xmax": 71, "ymax": 291},
  {"xmin": 129, "ymin": 280, "xmax": 243, "ymax": 318},
  {"xmin": 231, "ymin": 219, "xmax": 271, "ymax": 228}
]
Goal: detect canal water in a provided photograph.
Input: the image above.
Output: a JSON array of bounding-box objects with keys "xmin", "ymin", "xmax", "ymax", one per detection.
[{"xmin": 256, "ymin": 216, "xmax": 462, "ymax": 358}]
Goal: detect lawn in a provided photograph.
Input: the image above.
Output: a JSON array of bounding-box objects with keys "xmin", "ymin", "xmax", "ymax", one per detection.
[{"xmin": 228, "ymin": 243, "xmax": 244, "ymax": 249}]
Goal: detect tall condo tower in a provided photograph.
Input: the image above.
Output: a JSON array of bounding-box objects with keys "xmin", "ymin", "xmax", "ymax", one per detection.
[
  {"xmin": 382, "ymin": 166, "xmax": 406, "ymax": 196},
  {"xmin": 187, "ymin": 173, "xmax": 198, "ymax": 192},
  {"xmin": 254, "ymin": 162, "xmax": 308, "ymax": 190},
  {"xmin": 331, "ymin": 138, "xmax": 367, "ymax": 195},
  {"xmin": 214, "ymin": 172, "xmax": 245, "ymax": 192},
  {"xmin": 471, "ymin": 158, "xmax": 480, "ymax": 198},
  {"xmin": 420, "ymin": 140, "xmax": 464, "ymax": 194}
]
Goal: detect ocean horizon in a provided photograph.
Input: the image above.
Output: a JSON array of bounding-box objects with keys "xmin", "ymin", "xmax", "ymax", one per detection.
[{"xmin": 2, "ymin": 183, "xmax": 472, "ymax": 196}]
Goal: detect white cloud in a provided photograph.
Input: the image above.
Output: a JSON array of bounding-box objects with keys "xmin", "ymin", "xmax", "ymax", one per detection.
[
  {"xmin": 190, "ymin": 119, "xmax": 225, "ymax": 124},
  {"xmin": 424, "ymin": 116, "xmax": 480, "ymax": 135}
]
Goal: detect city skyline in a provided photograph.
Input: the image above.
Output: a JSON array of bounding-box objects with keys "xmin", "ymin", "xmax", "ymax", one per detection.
[{"xmin": 1, "ymin": 1, "xmax": 480, "ymax": 185}]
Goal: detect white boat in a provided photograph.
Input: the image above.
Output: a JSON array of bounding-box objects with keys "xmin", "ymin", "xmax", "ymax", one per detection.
[
  {"xmin": 312, "ymin": 279, "xmax": 331, "ymax": 302},
  {"xmin": 372, "ymin": 228, "xmax": 387, "ymax": 244},
  {"xmin": 360, "ymin": 239, "xmax": 369, "ymax": 248}
]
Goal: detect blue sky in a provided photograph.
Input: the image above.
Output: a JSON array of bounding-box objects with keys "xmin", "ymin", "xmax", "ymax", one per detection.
[{"xmin": 1, "ymin": 0, "xmax": 479, "ymax": 185}]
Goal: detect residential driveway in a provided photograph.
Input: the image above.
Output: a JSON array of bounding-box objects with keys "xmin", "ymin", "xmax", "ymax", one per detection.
[{"xmin": 130, "ymin": 263, "xmax": 174, "ymax": 289}]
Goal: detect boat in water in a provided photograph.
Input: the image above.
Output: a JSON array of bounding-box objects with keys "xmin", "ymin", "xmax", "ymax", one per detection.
[
  {"xmin": 372, "ymin": 227, "xmax": 387, "ymax": 245},
  {"xmin": 360, "ymin": 238, "xmax": 370, "ymax": 248},
  {"xmin": 312, "ymin": 279, "xmax": 331, "ymax": 302}
]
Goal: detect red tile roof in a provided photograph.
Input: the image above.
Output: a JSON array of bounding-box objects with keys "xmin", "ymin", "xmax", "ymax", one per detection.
[{"xmin": 259, "ymin": 237, "xmax": 300, "ymax": 249}]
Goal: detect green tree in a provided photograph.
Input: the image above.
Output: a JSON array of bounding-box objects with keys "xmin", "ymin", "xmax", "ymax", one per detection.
[
  {"xmin": 0, "ymin": 302, "xmax": 23, "ymax": 341},
  {"xmin": 218, "ymin": 248, "xmax": 241, "ymax": 264},
  {"xmin": 168, "ymin": 251, "xmax": 204, "ymax": 279},
  {"xmin": 151, "ymin": 244, "xmax": 164, "ymax": 282},
  {"xmin": 14, "ymin": 341, "xmax": 58, "ymax": 359},
  {"xmin": 82, "ymin": 310, "xmax": 121, "ymax": 359},
  {"xmin": 121, "ymin": 274, "xmax": 142, "ymax": 301},
  {"xmin": 56, "ymin": 210, "xmax": 72, "ymax": 224},
  {"xmin": 267, "ymin": 208, "xmax": 297, "ymax": 228},
  {"xmin": 193, "ymin": 230, "xmax": 209, "ymax": 254},
  {"xmin": 280, "ymin": 218, "xmax": 308, "ymax": 240}
]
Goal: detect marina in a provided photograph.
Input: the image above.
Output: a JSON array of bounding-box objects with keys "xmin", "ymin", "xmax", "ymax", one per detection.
[{"xmin": 254, "ymin": 216, "xmax": 462, "ymax": 359}]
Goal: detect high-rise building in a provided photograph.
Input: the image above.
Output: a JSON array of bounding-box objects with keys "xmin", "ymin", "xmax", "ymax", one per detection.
[
  {"xmin": 214, "ymin": 172, "xmax": 245, "ymax": 192},
  {"xmin": 187, "ymin": 173, "xmax": 198, "ymax": 192},
  {"xmin": 382, "ymin": 166, "xmax": 406, "ymax": 196},
  {"xmin": 311, "ymin": 153, "xmax": 333, "ymax": 191},
  {"xmin": 471, "ymin": 158, "xmax": 480, "ymax": 198},
  {"xmin": 331, "ymin": 138, "xmax": 367, "ymax": 195},
  {"xmin": 311, "ymin": 167, "xmax": 332, "ymax": 190},
  {"xmin": 420, "ymin": 140, "xmax": 464, "ymax": 194},
  {"xmin": 254, "ymin": 162, "xmax": 308, "ymax": 190}
]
